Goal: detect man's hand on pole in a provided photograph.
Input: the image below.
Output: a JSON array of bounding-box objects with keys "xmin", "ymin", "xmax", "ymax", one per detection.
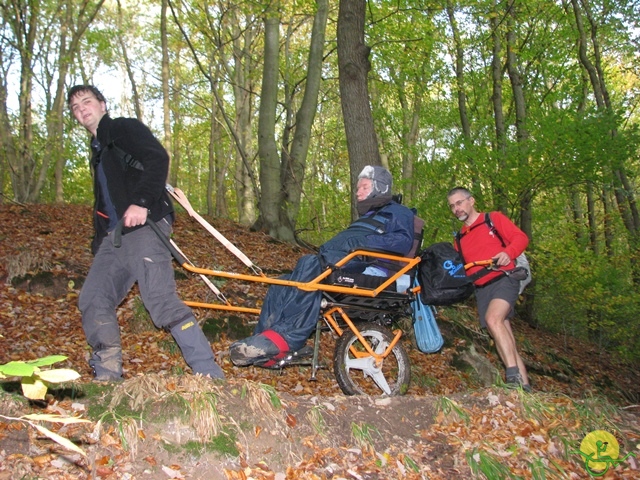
[{"xmin": 123, "ymin": 204, "xmax": 148, "ymax": 228}]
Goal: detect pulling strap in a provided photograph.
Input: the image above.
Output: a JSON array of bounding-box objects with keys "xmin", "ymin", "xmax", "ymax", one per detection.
[{"xmin": 166, "ymin": 184, "xmax": 263, "ymax": 277}]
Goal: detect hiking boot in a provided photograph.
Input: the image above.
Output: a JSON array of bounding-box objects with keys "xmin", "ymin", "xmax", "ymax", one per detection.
[
  {"xmin": 230, "ymin": 333, "xmax": 281, "ymax": 366},
  {"xmin": 230, "ymin": 342, "xmax": 268, "ymax": 366},
  {"xmin": 505, "ymin": 370, "xmax": 532, "ymax": 392},
  {"xmin": 92, "ymin": 374, "xmax": 124, "ymax": 384},
  {"xmin": 170, "ymin": 318, "xmax": 225, "ymax": 379},
  {"xmin": 506, "ymin": 371, "xmax": 524, "ymax": 385},
  {"xmin": 89, "ymin": 346, "xmax": 123, "ymax": 382}
]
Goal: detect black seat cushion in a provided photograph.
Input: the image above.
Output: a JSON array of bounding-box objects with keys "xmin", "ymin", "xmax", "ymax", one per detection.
[{"xmin": 325, "ymin": 270, "xmax": 397, "ymax": 291}]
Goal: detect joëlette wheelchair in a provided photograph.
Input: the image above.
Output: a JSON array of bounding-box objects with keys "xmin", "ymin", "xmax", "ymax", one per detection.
[{"xmin": 155, "ymin": 186, "xmax": 425, "ymax": 396}]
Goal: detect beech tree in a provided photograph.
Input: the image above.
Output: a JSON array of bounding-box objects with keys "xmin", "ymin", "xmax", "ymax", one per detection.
[
  {"xmin": 254, "ymin": 0, "xmax": 329, "ymax": 242},
  {"xmin": 337, "ymin": 0, "xmax": 381, "ymax": 218}
]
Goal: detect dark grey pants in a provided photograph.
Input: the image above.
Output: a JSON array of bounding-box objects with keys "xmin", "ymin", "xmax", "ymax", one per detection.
[{"xmin": 79, "ymin": 218, "xmax": 224, "ymax": 380}]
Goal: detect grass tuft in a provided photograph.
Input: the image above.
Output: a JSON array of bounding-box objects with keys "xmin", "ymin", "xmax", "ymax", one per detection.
[
  {"xmin": 437, "ymin": 396, "xmax": 471, "ymax": 425},
  {"xmin": 466, "ymin": 447, "xmax": 520, "ymax": 479},
  {"xmin": 351, "ymin": 421, "xmax": 380, "ymax": 450},
  {"xmin": 306, "ymin": 405, "xmax": 326, "ymax": 436}
]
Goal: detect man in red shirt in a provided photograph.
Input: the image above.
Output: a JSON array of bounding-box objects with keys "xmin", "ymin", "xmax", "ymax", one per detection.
[{"xmin": 448, "ymin": 187, "xmax": 531, "ymax": 391}]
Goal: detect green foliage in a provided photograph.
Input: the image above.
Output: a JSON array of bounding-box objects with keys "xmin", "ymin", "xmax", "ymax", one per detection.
[
  {"xmin": 403, "ymin": 453, "xmax": 420, "ymax": 473},
  {"xmin": 533, "ymin": 220, "xmax": 640, "ymax": 360},
  {"xmin": 0, "ymin": 355, "xmax": 89, "ymax": 457},
  {"xmin": 261, "ymin": 383, "xmax": 282, "ymax": 409},
  {"xmin": 411, "ymin": 371, "xmax": 440, "ymax": 390},
  {"xmin": 0, "ymin": 355, "xmax": 81, "ymax": 400},
  {"xmin": 437, "ymin": 396, "xmax": 471, "ymax": 424},
  {"xmin": 528, "ymin": 456, "xmax": 558, "ymax": 480},
  {"xmin": 98, "ymin": 410, "xmax": 143, "ymax": 452},
  {"xmin": 182, "ymin": 429, "xmax": 239, "ymax": 457},
  {"xmin": 306, "ymin": 405, "xmax": 326, "ymax": 435},
  {"xmin": 129, "ymin": 296, "xmax": 155, "ymax": 333}
]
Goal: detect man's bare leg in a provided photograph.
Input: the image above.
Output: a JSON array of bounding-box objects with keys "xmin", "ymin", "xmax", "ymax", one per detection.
[
  {"xmin": 484, "ymin": 298, "xmax": 529, "ymax": 386},
  {"xmin": 504, "ymin": 319, "xmax": 529, "ymax": 385}
]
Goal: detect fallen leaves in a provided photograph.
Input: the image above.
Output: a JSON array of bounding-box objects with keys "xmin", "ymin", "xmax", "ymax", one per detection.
[{"xmin": 1, "ymin": 205, "xmax": 639, "ymax": 479}]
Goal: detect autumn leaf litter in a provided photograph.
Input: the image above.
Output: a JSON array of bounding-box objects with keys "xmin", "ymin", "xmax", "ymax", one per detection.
[{"xmin": 0, "ymin": 204, "xmax": 638, "ymax": 479}]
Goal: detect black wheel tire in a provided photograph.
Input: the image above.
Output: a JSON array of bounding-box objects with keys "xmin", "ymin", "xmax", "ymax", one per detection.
[{"xmin": 333, "ymin": 323, "xmax": 411, "ymax": 396}]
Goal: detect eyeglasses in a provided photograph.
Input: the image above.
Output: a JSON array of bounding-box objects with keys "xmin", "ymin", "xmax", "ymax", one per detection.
[{"xmin": 448, "ymin": 196, "xmax": 471, "ymax": 210}]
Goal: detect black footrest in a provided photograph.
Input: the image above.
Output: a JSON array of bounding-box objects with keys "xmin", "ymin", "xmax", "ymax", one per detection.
[{"xmin": 260, "ymin": 345, "xmax": 315, "ymax": 369}]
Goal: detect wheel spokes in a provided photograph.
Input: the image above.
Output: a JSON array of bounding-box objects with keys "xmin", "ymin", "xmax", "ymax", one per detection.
[{"xmin": 344, "ymin": 338, "xmax": 393, "ymax": 395}]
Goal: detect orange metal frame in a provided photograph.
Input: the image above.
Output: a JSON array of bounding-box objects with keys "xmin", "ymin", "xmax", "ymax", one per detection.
[
  {"xmin": 178, "ymin": 240, "xmax": 492, "ymax": 367},
  {"xmin": 182, "ymin": 250, "xmax": 422, "ymax": 311},
  {"xmin": 181, "ymin": 250, "xmax": 422, "ymax": 364}
]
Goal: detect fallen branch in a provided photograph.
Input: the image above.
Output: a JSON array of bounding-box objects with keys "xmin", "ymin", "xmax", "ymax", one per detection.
[{"xmin": 0, "ymin": 413, "xmax": 91, "ymax": 456}]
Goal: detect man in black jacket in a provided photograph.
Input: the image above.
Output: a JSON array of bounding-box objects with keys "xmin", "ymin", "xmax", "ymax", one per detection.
[{"xmin": 67, "ymin": 85, "xmax": 224, "ymax": 381}]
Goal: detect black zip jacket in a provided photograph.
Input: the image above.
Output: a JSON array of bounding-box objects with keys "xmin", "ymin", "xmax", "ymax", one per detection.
[{"xmin": 90, "ymin": 115, "xmax": 174, "ymax": 254}]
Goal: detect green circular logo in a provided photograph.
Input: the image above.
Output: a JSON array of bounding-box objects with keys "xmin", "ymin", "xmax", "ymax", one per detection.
[{"xmin": 579, "ymin": 430, "xmax": 620, "ymax": 474}]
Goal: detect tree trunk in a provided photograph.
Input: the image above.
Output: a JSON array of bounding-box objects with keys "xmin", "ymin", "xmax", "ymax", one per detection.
[
  {"xmin": 211, "ymin": 75, "xmax": 228, "ymax": 218},
  {"xmin": 571, "ymin": 186, "xmax": 585, "ymax": 244},
  {"xmin": 282, "ymin": 0, "xmax": 328, "ymax": 235},
  {"xmin": 571, "ymin": 0, "xmax": 640, "ymax": 280},
  {"xmin": 400, "ymin": 90, "xmax": 421, "ymax": 205},
  {"xmin": 601, "ymin": 187, "xmax": 614, "ymax": 256},
  {"xmin": 337, "ymin": 0, "xmax": 381, "ymax": 219},
  {"xmin": 0, "ymin": 48, "xmax": 16, "ymax": 204},
  {"xmin": 586, "ymin": 181, "xmax": 599, "ymax": 255},
  {"xmin": 53, "ymin": 0, "xmax": 104, "ymax": 203},
  {"xmin": 116, "ymin": 0, "xmax": 142, "ymax": 120},
  {"xmin": 446, "ymin": 0, "xmax": 480, "ymax": 193},
  {"xmin": 505, "ymin": 0, "xmax": 531, "ymax": 236},
  {"xmin": 255, "ymin": 10, "xmax": 286, "ymax": 239},
  {"xmin": 489, "ymin": 0, "xmax": 507, "ymax": 211},
  {"xmin": 9, "ymin": 0, "xmax": 38, "ymax": 203},
  {"xmin": 169, "ymin": 51, "xmax": 182, "ymax": 187},
  {"xmin": 161, "ymin": 0, "xmax": 173, "ymax": 175},
  {"xmin": 232, "ymin": 13, "xmax": 257, "ymax": 226},
  {"xmin": 505, "ymin": 0, "xmax": 535, "ymax": 325}
]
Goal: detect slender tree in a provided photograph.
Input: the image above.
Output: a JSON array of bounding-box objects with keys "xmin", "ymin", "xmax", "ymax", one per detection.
[
  {"xmin": 570, "ymin": 0, "xmax": 640, "ymax": 279},
  {"xmin": 446, "ymin": 0, "xmax": 480, "ymax": 194},
  {"xmin": 337, "ymin": 0, "xmax": 381, "ymax": 218},
  {"xmin": 255, "ymin": 4, "xmax": 282, "ymax": 238},
  {"xmin": 281, "ymin": 0, "xmax": 329, "ymax": 237},
  {"xmin": 161, "ymin": 0, "xmax": 173, "ymax": 167}
]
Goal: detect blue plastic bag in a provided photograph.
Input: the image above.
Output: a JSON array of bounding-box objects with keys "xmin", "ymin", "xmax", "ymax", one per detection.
[{"xmin": 411, "ymin": 278, "xmax": 443, "ymax": 353}]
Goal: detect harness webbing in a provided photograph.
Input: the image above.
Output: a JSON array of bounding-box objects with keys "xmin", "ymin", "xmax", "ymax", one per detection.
[{"xmin": 349, "ymin": 209, "xmax": 392, "ymax": 234}]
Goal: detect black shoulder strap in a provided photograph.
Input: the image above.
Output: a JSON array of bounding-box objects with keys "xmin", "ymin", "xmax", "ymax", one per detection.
[
  {"xmin": 109, "ymin": 142, "xmax": 144, "ymax": 172},
  {"xmin": 354, "ymin": 215, "xmax": 386, "ymax": 233},
  {"xmin": 454, "ymin": 231, "xmax": 465, "ymax": 263},
  {"xmin": 484, "ymin": 212, "xmax": 506, "ymax": 247},
  {"xmin": 102, "ymin": 128, "xmax": 144, "ymax": 172},
  {"xmin": 458, "ymin": 213, "xmax": 507, "ymax": 248}
]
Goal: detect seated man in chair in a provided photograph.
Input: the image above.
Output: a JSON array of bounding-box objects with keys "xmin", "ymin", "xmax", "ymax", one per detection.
[{"xmin": 230, "ymin": 166, "xmax": 415, "ymax": 367}]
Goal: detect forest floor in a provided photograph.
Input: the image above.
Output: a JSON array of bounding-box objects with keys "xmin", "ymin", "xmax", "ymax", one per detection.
[{"xmin": 0, "ymin": 203, "xmax": 639, "ymax": 479}]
